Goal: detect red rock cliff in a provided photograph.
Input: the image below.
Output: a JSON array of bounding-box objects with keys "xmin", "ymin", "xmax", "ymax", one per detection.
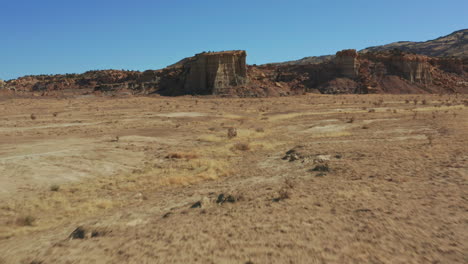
[
  {"xmin": 182, "ymin": 51, "xmax": 248, "ymax": 95},
  {"xmin": 335, "ymin": 49, "xmax": 360, "ymax": 78}
]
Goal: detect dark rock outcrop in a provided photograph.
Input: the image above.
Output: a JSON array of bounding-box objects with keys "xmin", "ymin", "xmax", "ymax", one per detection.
[{"xmin": 335, "ymin": 49, "xmax": 360, "ymax": 78}]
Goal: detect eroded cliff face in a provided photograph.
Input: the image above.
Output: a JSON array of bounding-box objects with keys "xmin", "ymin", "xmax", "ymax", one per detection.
[
  {"xmin": 255, "ymin": 49, "xmax": 467, "ymax": 95},
  {"xmin": 335, "ymin": 49, "xmax": 360, "ymax": 78},
  {"xmin": 362, "ymin": 52, "xmax": 433, "ymax": 84},
  {"xmin": 183, "ymin": 51, "xmax": 247, "ymax": 95},
  {"xmin": 4, "ymin": 49, "xmax": 468, "ymax": 97}
]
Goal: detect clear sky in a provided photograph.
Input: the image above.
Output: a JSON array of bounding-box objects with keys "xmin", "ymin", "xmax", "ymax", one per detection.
[{"xmin": 1, "ymin": 0, "xmax": 467, "ymax": 80}]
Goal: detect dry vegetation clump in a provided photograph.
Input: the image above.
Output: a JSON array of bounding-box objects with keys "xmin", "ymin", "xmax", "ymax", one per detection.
[
  {"xmin": 311, "ymin": 163, "xmax": 330, "ymax": 172},
  {"xmin": 49, "ymin": 184, "xmax": 60, "ymax": 192},
  {"xmin": 15, "ymin": 215, "xmax": 36, "ymax": 226},
  {"xmin": 216, "ymin": 193, "xmax": 238, "ymax": 204},
  {"xmin": 273, "ymin": 178, "xmax": 295, "ymax": 202},
  {"xmin": 166, "ymin": 152, "xmax": 198, "ymax": 160},
  {"xmin": 232, "ymin": 142, "xmax": 250, "ymax": 151},
  {"xmin": 227, "ymin": 127, "xmax": 237, "ymax": 139},
  {"xmin": 30, "ymin": 113, "xmax": 36, "ymax": 120},
  {"xmin": 373, "ymin": 99, "xmax": 384, "ymax": 106},
  {"xmin": 274, "ymin": 188, "xmax": 290, "ymax": 202}
]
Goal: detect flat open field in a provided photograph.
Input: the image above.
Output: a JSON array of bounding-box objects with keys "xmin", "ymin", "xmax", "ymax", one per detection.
[{"xmin": 0, "ymin": 94, "xmax": 467, "ymax": 263}]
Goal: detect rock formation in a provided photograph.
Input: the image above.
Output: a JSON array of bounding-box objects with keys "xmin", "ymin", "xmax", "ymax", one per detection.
[
  {"xmin": 4, "ymin": 48, "xmax": 468, "ymax": 97},
  {"xmin": 182, "ymin": 51, "xmax": 248, "ymax": 95},
  {"xmin": 335, "ymin": 49, "xmax": 360, "ymax": 78},
  {"xmin": 362, "ymin": 51, "xmax": 433, "ymax": 84},
  {"xmin": 253, "ymin": 49, "xmax": 467, "ymax": 95}
]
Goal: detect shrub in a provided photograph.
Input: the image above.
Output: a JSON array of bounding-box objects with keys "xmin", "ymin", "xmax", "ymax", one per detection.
[
  {"xmin": 277, "ymin": 188, "xmax": 290, "ymax": 200},
  {"xmin": 166, "ymin": 152, "xmax": 198, "ymax": 160},
  {"xmin": 16, "ymin": 215, "xmax": 36, "ymax": 226},
  {"xmin": 233, "ymin": 142, "xmax": 250, "ymax": 151},
  {"xmin": 227, "ymin": 127, "xmax": 237, "ymax": 139},
  {"xmin": 311, "ymin": 163, "xmax": 329, "ymax": 172}
]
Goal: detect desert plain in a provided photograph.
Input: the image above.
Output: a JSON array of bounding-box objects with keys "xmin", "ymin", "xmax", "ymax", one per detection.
[{"xmin": 0, "ymin": 93, "xmax": 467, "ymax": 263}]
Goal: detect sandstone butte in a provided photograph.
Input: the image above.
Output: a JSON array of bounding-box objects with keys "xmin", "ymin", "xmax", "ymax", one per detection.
[{"xmin": 2, "ymin": 49, "xmax": 468, "ymax": 97}]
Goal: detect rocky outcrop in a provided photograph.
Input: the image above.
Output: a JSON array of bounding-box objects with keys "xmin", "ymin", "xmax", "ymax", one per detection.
[
  {"xmin": 335, "ymin": 49, "xmax": 360, "ymax": 78},
  {"xmin": 183, "ymin": 51, "xmax": 248, "ymax": 95},
  {"xmin": 153, "ymin": 51, "xmax": 249, "ymax": 96},
  {"xmin": 0, "ymin": 79, "xmax": 5, "ymax": 89},
  {"xmin": 432, "ymin": 57, "xmax": 464, "ymax": 74},
  {"xmin": 319, "ymin": 78, "xmax": 359, "ymax": 94},
  {"xmin": 253, "ymin": 49, "xmax": 467, "ymax": 94},
  {"xmin": 361, "ymin": 52, "xmax": 433, "ymax": 84},
  {"xmin": 4, "ymin": 48, "xmax": 468, "ymax": 97}
]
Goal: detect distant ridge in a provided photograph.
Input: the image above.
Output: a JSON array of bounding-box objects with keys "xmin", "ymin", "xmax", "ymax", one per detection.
[
  {"xmin": 273, "ymin": 29, "xmax": 467, "ymax": 66},
  {"xmin": 360, "ymin": 29, "xmax": 468, "ymax": 57},
  {"xmin": 267, "ymin": 55, "xmax": 335, "ymax": 66}
]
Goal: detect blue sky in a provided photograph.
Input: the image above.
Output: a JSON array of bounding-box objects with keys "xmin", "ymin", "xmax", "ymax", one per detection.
[{"xmin": 1, "ymin": 0, "xmax": 466, "ymax": 80}]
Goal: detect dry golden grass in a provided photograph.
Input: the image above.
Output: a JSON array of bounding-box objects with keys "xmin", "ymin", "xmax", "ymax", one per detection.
[
  {"xmin": 166, "ymin": 152, "xmax": 199, "ymax": 160},
  {"xmin": 197, "ymin": 134, "xmax": 225, "ymax": 142},
  {"xmin": 1, "ymin": 124, "xmax": 284, "ymax": 237},
  {"xmin": 1, "ymin": 94, "xmax": 467, "ymax": 263}
]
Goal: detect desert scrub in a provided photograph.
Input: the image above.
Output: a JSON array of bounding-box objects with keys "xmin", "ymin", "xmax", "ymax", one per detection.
[
  {"xmin": 166, "ymin": 152, "xmax": 198, "ymax": 160},
  {"xmin": 227, "ymin": 127, "xmax": 237, "ymax": 139},
  {"xmin": 232, "ymin": 142, "xmax": 250, "ymax": 151},
  {"xmin": 15, "ymin": 215, "xmax": 36, "ymax": 226},
  {"xmin": 50, "ymin": 184, "xmax": 60, "ymax": 192},
  {"xmin": 311, "ymin": 163, "xmax": 330, "ymax": 172}
]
